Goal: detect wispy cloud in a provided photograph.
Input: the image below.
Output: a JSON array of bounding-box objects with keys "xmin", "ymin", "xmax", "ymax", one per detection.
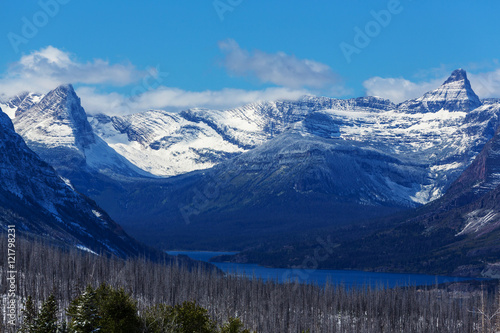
[
  {"xmin": 77, "ymin": 86, "xmax": 309, "ymax": 115},
  {"xmin": 363, "ymin": 76, "xmax": 444, "ymax": 103},
  {"xmin": 218, "ymin": 39, "xmax": 341, "ymax": 89},
  {"xmin": 0, "ymin": 45, "xmax": 312, "ymax": 115},
  {"xmin": 469, "ymin": 70, "xmax": 500, "ymax": 99},
  {"xmin": 0, "ymin": 46, "xmax": 150, "ymax": 97}
]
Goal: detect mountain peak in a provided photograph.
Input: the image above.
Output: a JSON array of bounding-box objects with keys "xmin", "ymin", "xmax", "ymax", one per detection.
[
  {"xmin": 435, "ymin": 68, "xmax": 482, "ymax": 110},
  {"xmin": 56, "ymin": 83, "xmax": 74, "ymax": 90},
  {"xmin": 399, "ymin": 69, "xmax": 482, "ymax": 113},
  {"xmin": 13, "ymin": 84, "xmax": 96, "ymax": 151},
  {"xmin": 440, "ymin": 69, "xmax": 478, "ymax": 100},
  {"xmin": 443, "ymin": 68, "xmax": 468, "ymax": 85},
  {"xmin": 51, "ymin": 83, "xmax": 80, "ymax": 104},
  {"xmin": 53, "ymin": 83, "xmax": 76, "ymax": 95}
]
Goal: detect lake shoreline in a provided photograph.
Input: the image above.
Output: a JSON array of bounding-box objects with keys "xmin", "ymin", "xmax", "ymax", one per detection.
[{"xmin": 167, "ymin": 250, "xmax": 477, "ymax": 288}]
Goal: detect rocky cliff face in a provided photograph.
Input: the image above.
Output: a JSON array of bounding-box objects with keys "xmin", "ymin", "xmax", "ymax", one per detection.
[
  {"xmin": 8, "ymin": 84, "xmax": 150, "ymax": 178},
  {"xmin": 398, "ymin": 68, "xmax": 482, "ymax": 113},
  {"xmin": 14, "ymin": 84, "xmax": 95, "ymax": 151},
  {"xmin": 0, "ymin": 107, "xmax": 146, "ymax": 257}
]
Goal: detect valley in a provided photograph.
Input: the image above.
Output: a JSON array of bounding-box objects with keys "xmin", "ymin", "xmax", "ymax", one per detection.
[{"xmin": 2, "ymin": 69, "xmax": 500, "ymax": 278}]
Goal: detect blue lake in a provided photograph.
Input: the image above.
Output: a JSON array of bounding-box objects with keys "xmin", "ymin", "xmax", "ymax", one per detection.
[{"xmin": 167, "ymin": 251, "xmax": 472, "ymax": 288}]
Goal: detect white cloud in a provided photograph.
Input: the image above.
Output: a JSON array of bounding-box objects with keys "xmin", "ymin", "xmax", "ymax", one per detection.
[
  {"xmin": 218, "ymin": 39, "xmax": 340, "ymax": 89},
  {"xmin": 0, "ymin": 46, "xmax": 150, "ymax": 97},
  {"xmin": 363, "ymin": 76, "xmax": 444, "ymax": 103},
  {"xmin": 0, "ymin": 45, "xmax": 319, "ymax": 115},
  {"xmin": 77, "ymin": 86, "xmax": 309, "ymax": 116},
  {"xmin": 469, "ymin": 70, "xmax": 500, "ymax": 99}
]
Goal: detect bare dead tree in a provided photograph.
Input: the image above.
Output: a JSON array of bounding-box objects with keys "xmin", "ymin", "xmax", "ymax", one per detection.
[{"xmin": 1, "ymin": 234, "xmax": 497, "ymax": 333}]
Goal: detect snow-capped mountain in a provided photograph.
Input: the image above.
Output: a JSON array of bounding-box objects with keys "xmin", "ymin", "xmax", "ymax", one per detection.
[
  {"xmin": 0, "ymin": 106, "xmax": 148, "ymax": 257},
  {"xmin": 310, "ymin": 72, "xmax": 499, "ymax": 203},
  {"xmin": 4, "ymin": 84, "xmax": 150, "ymax": 179},
  {"xmin": 12, "ymin": 70, "xmax": 493, "ymax": 207},
  {"xmin": 88, "ymin": 69, "xmax": 499, "ymax": 206},
  {"xmin": 89, "ymin": 96, "xmax": 397, "ymax": 176},
  {"xmin": 398, "ymin": 68, "xmax": 482, "ymax": 113}
]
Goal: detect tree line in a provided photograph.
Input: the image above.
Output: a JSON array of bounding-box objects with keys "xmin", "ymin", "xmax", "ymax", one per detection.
[
  {"xmin": 1, "ymin": 235, "xmax": 499, "ymax": 332},
  {"xmin": 17, "ymin": 284, "xmax": 253, "ymax": 333}
]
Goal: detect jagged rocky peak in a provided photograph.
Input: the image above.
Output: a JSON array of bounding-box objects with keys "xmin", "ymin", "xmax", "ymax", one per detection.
[
  {"xmin": 443, "ymin": 68, "xmax": 468, "ymax": 84},
  {"xmin": 14, "ymin": 83, "xmax": 95, "ymax": 150},
  {"xmin": 10, "ymin": 91, "xmax": 43, "ymax": 113},
  {"xmin": 440, "ymin": 68, "xmax": 481, "ymax": 104},
  {"xmin": 0, "ymin": 91, "xmax": 43, "ymax": 119},
  {"xmin": 41, "ymin": 84, "xmax": 89, "ymax": 122},
  {"xmin": 399, "ymin": 69, "xmax": 482, "ymax": 113}
]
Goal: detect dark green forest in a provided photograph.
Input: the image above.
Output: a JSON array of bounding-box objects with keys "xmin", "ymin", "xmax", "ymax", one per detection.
[
  {"xmin": 17, "ymin": 285, "xmax": 253, "ymax": 333},
  {"xmin": 1, "ymin": 236, "xmax": 500, "ymax": 332}
]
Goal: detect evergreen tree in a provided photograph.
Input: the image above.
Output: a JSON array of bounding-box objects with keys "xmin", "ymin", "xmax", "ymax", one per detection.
[
  {"xmin": 19, "ymin": 296, "xmax": 38, "ymax": 333},
  {"xmin": 172, "ymin": 301, "xmax": 217, "ymax": 333},
  {"xmin": 220, "ymin": 317, "xmax": 252, "ymax": 333},
  {"xmin": 67, "ymin": 286, "xmax": 100, "ymax": 333},
  {"xmin": 94, "ymin": 284, "xmax": 142, "ymax": 333},
  {"xmin": 143, "ymin": 304, "xmax": 175, "ymax": 333},
  {"xmin": 143, "ymin": 301, "xmax": 217, "ymax": 333},
  {"xmin": 34, "ymin": 295, "xmax": 58, "ymax": 333},
  {"xmin": 58, "ymin": 321, "xmax": 68, "ymax": 333}
]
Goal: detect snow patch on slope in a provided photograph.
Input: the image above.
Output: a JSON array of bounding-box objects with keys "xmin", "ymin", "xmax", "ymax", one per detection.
[
  {"xmin": 458, "ymin": 209, "xmax": 498, "ymax": 235},
  {"xmin": 0, "ymin": 102, "xmax": 17, "ymax": 119},
  {"xmin": 89, "ymin": 111, "xmax": 245, "ymax": 176},
  {"xmin": 76, "ymin": 245, "xmax": 98, "ymax": 255}
]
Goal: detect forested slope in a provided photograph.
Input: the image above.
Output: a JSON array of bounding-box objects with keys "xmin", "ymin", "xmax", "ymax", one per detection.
[{"xmin": 1, "ymin": 236, "xmax": 499, "ymax": 333}]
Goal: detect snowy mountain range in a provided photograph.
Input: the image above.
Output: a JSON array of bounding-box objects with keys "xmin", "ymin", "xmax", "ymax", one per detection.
[
  {"xmin": 2, "ymin": 69, "xmax": 500, "ymax": 271},
  {"xmin": 2, "ymin": 69, "xmax": 492, "ymax": 204},
  {"xmin": 84, "ymin": 69, "xmax": 500, "ymax": 206}
]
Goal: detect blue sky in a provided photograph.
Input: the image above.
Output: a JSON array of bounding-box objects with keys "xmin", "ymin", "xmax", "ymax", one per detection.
[{"xmin": 1, "ymin": 0, "xmax": 500, "ymax": 114}]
